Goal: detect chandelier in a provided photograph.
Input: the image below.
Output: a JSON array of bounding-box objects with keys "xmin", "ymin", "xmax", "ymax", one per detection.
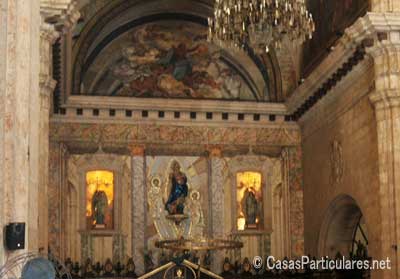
[{"xmin": 208, "ymin": 0, "xmax": 315, "ymax": 54}]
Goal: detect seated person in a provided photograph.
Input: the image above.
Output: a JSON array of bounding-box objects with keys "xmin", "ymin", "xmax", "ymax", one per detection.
[{"xmin": 220, "ymin": 258, "xmax": 233, "ymax": 278}]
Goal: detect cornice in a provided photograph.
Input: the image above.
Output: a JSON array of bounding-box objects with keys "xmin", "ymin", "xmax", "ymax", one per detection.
[
  {"xmin": 40, "ymin": 0, "xmax": 80, "ymax": 32},
  {"xmin": 286, "ymin": 12, "xmax": 400, "ymax": 119},
  {"xmin": 64, "ymin": 95, "xmax": 288, "ymax": 115}
]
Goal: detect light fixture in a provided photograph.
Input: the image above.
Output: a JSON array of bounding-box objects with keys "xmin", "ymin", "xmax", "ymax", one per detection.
[{"xmin": 208, "ymin": 0, "xmax": 315, "ymax": 54}]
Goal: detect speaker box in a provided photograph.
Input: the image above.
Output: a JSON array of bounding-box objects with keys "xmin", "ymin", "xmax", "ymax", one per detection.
[{"xmin": 5, "ymin": 223, "xmax": 25, "ymax": 250}]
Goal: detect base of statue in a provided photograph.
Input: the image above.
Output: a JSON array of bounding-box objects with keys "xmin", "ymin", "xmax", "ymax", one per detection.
[
  {"xmin": 94, "ymin": 224, "xmax": 106, "ymax": 229},
  {"xmin": 166, "ymin": 214, "xmax": 189, "ymax": 225},
  {"xmin": 246, "ymin": 224, "xmax": 258, "ymax": 229}
]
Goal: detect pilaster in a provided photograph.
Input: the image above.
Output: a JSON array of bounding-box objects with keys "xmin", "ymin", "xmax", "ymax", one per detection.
[
  {"xmin": 38, "ymin": 19, "xmax": 59, "ymax": 253},
  {"xmin": 366, "ymin": 32, "xmax": 400, "ymax": 279},
  {"xmin": 0, "ymin": 0, "xmax": 41, "ymax": 265},
  {"xmin": 208, "ymin": 146, "xmax": 226, "ymax": 273},
  {"xmin": 130, "ymin": 145, "xmax": 146, "ymax": 274},
  {"xmin": 39, "ymin": 0, "xmax": 79, "ymax": 257}
]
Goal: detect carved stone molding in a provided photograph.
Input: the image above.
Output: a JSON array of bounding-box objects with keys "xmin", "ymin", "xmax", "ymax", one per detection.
[
  {"xmin": 40, "ymin": 75, "xmax": 57, "ymax": 108},
  {"xmin": 366, "ymin": 38, "xmax": 400, "ymax": 109},
  {"xmin": 129, "ymin": 145, "xmax": 145, "ymax": 157},
  {"xmin": 49, "ymin": 123, "xmax": 301, "ymax": 148},
  {"xmin": 41, "ymin": 0, "xmax": 80, "ymax": 32}
]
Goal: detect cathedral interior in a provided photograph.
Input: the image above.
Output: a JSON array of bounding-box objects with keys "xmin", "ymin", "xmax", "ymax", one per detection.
[{"xmin": 0, "ymin": 0, "xmax": 399, "ymax": 278}]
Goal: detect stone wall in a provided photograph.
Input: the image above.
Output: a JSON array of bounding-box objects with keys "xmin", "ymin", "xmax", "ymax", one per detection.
[{"xmin": 300, "ymin": 59, "xmax": 381, "ymax": 259}]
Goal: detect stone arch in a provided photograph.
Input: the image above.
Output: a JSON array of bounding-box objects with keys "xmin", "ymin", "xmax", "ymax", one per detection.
[
  {"xmin": 318, "ymin": 194, "xmax": 364, "ymax": 258},
  {"xmin": 70, "ymin": 0, "xmax": 282, "ymax": 101}
]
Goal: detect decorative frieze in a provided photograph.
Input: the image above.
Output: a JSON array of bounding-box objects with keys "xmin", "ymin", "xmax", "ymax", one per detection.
[{"xmin": 50, "ymin": 123, "xmax": 301, "ymax": 147}]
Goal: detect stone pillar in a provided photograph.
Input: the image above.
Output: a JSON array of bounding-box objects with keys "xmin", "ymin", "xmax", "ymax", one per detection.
[
  {"xmin": 0, "ymin": 0, "xmax": 41, "ymax": 265},
  {"xmin": 131, "ymin": 145, "xmax": 146, "ymax": 275},
  {"xmin": 38, "ymin": 20, "xmax": 58, "ymax": 253},
  {"xmin": 283, "ymin": 147, "xmax": 305, "ymax": 259},
  {"xmin": 48, "ymin": 142, "xmax": 68, "ymax": 259},
  {"xmin": 367, "ymin": 33, "xmax": 400, "ymax": 279},
  {"xmin": 39, "ymin": 0, "xmax": 78, "ymax": 259},
  {"xmin": 208, "ymin": 147, "xmax": 225, "ymax": 273}
]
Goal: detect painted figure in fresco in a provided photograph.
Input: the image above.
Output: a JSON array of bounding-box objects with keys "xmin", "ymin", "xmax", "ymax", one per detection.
[
  {"xmin": 242, "ymin": 188, "xmax": 258, "ymax": 227},
  {"xmin": 111, "ymin": 23, "xmax": 252, "ymax": 100},
  {"xmin": 92, "ymin": 189, "xmax": 108, "ymax": 226},
  {"xmin": 165, "ymin": 161, "xmax": 188, "ymax": 215}
]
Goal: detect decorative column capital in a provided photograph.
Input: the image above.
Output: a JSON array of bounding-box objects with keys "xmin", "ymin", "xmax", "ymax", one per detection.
[
  {"xmin": 129, "ymin": 145, "xmax": 145, "ymax": 157},
  {"xmin": 366, "ymin": 36, "xmax": 400, "ymax": 109},
  {"xmin": 40, "ymin": 0, "xmax": 80, "ymax": 33},
  {"xmin": 39, "ymin": 75, "xmax": 57, "ymax": 101},
  {"xmin": 40, "ymin": 21, "xmax": 59, "ymax": 44},
  {"xmin": 207, "ymin": 145, "xmax": 223, "ymax": 158},
  {"xmin": 346, "ymin": 13, "xmax": 400, "ymax": 109}
]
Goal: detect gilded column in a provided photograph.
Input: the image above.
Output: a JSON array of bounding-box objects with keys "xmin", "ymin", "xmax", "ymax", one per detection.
[
  {"xmin": 0, "ymin": 0, "xmax": 41, "ymax": 265},
  {"xmin": 367, "ymin": 32, "xmax": 400, "ymax": 279},
  {"xmin": 131, "ymin": 145, "xmax": 146, "ymax": 275},
  {"xmin": 209, "ymin": 146, "xmax": 225, "ymax": 273}
]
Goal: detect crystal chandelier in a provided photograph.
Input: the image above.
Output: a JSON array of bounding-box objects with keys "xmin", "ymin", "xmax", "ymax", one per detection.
[{"xmin": 208, "ymin": 0, "xmax": 315, "ymax": 54}]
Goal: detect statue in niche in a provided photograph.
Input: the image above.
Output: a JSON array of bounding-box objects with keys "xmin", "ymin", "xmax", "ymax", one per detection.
[
  {"xmin": 165, "ymin": 161, "xmax": 188, "ymax": 215},
  {"xmin": 242, "ymin": 187, "xmax": 259, "ymax": 228},
  {"xmin": 92, "ymin": 188, "xmax": 108, "ymax": 227}
]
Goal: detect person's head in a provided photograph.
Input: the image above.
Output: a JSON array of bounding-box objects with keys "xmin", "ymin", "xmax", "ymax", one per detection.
[
  {"xmin": 243, "ymin": 258, "xmax": 251, "ymax": 272},
  {"xmin": 223, "ymin": 258, "xmax": 231, "ymax": 271}
]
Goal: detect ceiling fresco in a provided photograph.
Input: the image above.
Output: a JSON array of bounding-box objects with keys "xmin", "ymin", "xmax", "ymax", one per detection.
[{"xmin": 81, "ymin": 21, "xmax": 265, "ymax": 101}]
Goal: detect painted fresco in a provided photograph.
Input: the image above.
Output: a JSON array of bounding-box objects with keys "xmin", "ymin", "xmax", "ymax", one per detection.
[
  {"xmin": 89, "ymin": 22, "xmax": 257, "ymax": 100},
  {"xmin": 302, "ymin": 0, "xmax": 368, "ymax": 75}
]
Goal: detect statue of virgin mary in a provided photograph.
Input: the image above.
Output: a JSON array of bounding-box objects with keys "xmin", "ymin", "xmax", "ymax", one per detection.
[{"xmin": 165, "ymin": 161, "xmax": 188, "ymax": 215}]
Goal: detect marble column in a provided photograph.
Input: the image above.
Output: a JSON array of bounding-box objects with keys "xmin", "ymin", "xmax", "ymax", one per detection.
[
  {"xmin": 0, "ymin": 0, "xmax": 41, "ymax": 265},
  {"xmin": 208, "ymin": 147, "xmax": 225, "ymax": 273},
  {"xmin": 367, "ymin": 34, "xmax": 400, "ymax": 279},
  {"xmin": 131, "ymin": 146, "xmax": 146, "ymax": 275},
  {"xmin": 38, "ymin": 20, "xmax": 59, "ymax": 253}
]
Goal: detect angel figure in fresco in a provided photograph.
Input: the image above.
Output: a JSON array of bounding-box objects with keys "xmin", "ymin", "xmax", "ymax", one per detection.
[
  {"xmin": 242, "ymin": 187, "xmax": 259, "ymax": 228},
  {"xmin": 165, "ymin": 161, "xmax": 188, "ymax": 215},
  {"xmin": 92, "ymin": 189, "xmax": 108, "ymax": 226}
]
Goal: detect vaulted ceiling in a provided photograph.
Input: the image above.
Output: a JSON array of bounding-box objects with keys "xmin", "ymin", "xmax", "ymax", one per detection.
[{"xmin": 70, "ymin": 0, "xmax": 368, "ymax": 103}]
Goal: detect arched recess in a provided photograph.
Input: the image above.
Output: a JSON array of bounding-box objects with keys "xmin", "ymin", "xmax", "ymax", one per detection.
[{"xmin": 318, "ymin": 195, "xmax": 367, "ymax": 258}]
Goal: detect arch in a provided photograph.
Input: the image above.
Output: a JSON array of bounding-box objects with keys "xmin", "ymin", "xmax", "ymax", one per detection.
[
  {"xmin": 318, "ymin": 194, "xmax": 365, "ymax": 258},
  {"xmin": 70, "ymin": 0, "xmax": 282, "ymax": 101}
]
